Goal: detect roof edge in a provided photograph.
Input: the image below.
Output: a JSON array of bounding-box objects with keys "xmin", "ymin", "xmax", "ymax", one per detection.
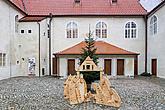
[
  {"xmin": 19, "ymin": 16, "xmax": 46, "ymax": 22},
  {"xmin": 54, "ymin": 53, "xmax": 139, "ymax": 56},
  {"xmin": 26, "ymin": 14, "xmax": 147, "ymax": 17},
  {"xmin": 54, "ymin": 41, "xmax": 139, "ymax": 56},
  {"xmin": 138, "ymin": 0, "xmax": 148, "ymax": 14},
  {"xmin": 5, "ymin": 0, "xmax": 27, "ymax": 15},
  {"xmin": 147, "ymin": 0, "xmax": 165, "ymax": 17}
]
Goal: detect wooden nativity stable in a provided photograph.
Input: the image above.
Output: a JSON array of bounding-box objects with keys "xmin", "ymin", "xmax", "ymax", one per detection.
[{"xmin": 64, "ymin": 56, "xmax": 121, "ymax": 108}]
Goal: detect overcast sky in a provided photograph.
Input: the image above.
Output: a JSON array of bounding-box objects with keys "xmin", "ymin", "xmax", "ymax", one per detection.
[{"xmin": 140, "ymin": 0, "xmax": 162, "ymax": 12}]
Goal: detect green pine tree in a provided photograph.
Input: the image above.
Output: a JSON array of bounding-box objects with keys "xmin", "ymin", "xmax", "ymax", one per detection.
[{"xmin": 79, "ymin": 29, "xmax": 98, "ymax": 65}]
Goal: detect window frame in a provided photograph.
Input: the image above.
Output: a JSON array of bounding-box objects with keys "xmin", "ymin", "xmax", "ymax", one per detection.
[
  {"xmin": 66, "ymin": 21, "xmax": 78, "ymax": 38},
  {"xmin": 95, "ymin": 21, "xmax": 108, "ymax": 38},
  {"xmin": 0, "ymin": 53, "xmax": 6, "ymax": 67},
  {"xmin": 28, "ymin": 30, "xmax": 32, "ymax": 34},
  {"xmin": 124, "ymin": 21, "xmax": 138, "ymax": 39},
  {"xmin": 21, "ymin": 30, "xmax": 25, "ymax": 34},
  {"xmin": 150, "ymin": 15, "xmax": 158, "ymax": 36},
  {"xmin": 15, "ymin": 15, "xmax": 19, "ymax": 33},
  {"xmin": 112, "ymin": 0, "xmax": 117, "ymax": 4}
]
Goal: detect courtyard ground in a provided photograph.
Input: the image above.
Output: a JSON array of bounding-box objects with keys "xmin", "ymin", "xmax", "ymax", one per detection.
[{"xmin": 0, "ymin": 76, "xmax": 165, "ymax": 110}]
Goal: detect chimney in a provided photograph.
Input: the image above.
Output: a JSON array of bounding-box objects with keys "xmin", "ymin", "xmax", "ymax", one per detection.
[{"xmin": 111, "ymin": 0, "xmax": 117, "ymax": 5}]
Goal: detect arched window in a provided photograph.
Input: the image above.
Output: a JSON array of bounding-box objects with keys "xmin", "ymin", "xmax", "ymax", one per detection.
[
  {"xmin": 150, "ymin": 15, "xmax": 157, "ymax": 35},
  {"xmin": 66, "ymin": 22, "xmax": 78, "ymax": 38},
  {"xmin": 96, "ymin": 22, "xmax": 107, "ymax": 38},
  {"xmin": 125, "ymin": 22, "xmax": 137, "ymax": 38},
  {"xmin": 15, "ymin": 15, "xmax": 19, "ymax": 33}
]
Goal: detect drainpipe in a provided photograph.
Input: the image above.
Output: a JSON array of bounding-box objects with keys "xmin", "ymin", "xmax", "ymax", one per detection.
[
  {"xmin": 145, "ymin": 15, "xmax": 148, "ymax": 73},
  {"xmin": 49, "ymin": 13, "xmax": 53, "ymax": 76},
  {"xmin": 9, "ymin": 6, "xmax": 12, "ymax": 78},
  {"xmin": 37, "ymin": 22, "xmax": 41, "ymax": 77}
]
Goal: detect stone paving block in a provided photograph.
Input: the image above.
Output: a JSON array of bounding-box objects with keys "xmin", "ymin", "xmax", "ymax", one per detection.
[{"xmin": 0, "ymin": 76, "xmax": 164, "ymax": 110}]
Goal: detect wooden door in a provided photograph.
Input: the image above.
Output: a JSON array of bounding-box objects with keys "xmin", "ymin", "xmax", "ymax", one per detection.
[
  {"xmin": 152, "ymin": 59, "xmax": 157, "ymax": 76},
  {"xmin": 117, "ymin": 59, "xmax": 124, "ymax": 75},
  {"xmin": 67, "ymin": 59, "xmax": 75, "ymax": 75},
  {"xmin": 104, "ymin": 59, "xmax": 112, "ymax": 75},
  {"xmin": 53, "ymin": 57, "xmax": 57, "ymax": 75}
]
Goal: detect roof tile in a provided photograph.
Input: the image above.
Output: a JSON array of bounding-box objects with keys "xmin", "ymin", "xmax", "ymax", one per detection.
[
  {"xmin": 11, "ymin": 0, "xmax": 147, "ymax": 16},
  {"xmin": 55, "ymin": 41, "xmax": 138, "ymax": 55}
]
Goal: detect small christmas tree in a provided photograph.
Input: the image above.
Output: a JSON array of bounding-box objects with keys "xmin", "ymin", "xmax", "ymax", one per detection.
[{"xmin": 79, "ymin": 29, "xmax": 98, "ymax": 65}]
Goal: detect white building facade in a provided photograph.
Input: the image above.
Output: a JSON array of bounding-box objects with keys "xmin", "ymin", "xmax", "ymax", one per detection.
[
  {"xmin": 52, "ymin": 17, "xmax": 145, "ymax": 78},
  {"xmin": 0, "ymin": 0, "xmax": 24, "ymax": 80},
  {"xmin": 147, "ymin": 1, "xmax": 165, "ymax": 78},
  {"xmin": 0, "ymin": 0, "xmax": 165, "ymax": 80}
]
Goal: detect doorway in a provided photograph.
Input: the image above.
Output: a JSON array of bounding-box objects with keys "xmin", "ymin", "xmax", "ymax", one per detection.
[
  {"xmin": 151, "ymin": 59, "xmax": 157, "ymax": 76},
  {"xmin": 104, "ymin": 59, "xmax": 112, "ymax": 75},
  {"xmin": 117, "ymin": 59, "xmax": 124, "ymax": 75},
  {"xmin": 67, "ymin": 59, "xmax": 76, "ymax": 75}
]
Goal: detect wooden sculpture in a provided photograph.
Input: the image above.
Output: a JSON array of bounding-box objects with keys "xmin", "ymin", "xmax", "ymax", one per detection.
[{"xmin": 64, "ymin": 56, "xmax": 121, "ymax": 108}]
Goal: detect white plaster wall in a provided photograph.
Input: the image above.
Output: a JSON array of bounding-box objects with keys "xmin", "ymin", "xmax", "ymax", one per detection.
[
  {"xmin": 58, "ymin": 55, "xmax": 135, "ymax": 77},
  {"xmin": 124, "ymin": 58, "xmax": 134, "ymax": 77},
  {"xmin": 0, "ymin": 0, "xmax": 24, "ymax": 80},
  {"xmin": 14, "ymin": 22, "xmax": 39, "ymax": 76},
  {"xmin": 52, "ymin": 17, "xmax": 145, "ymax": 75},
  {"xmin": 40, "ymin": 19, "xmax": 49, "ymax": 76},
  {"xmin": 59, "ymin": 58, "xmax": 67, "ymax": 78},
  {"xmin": 148, "ymin": 5, "xmax": 165, "ymax": 78},
  {"xmin": 12, "ymin": 19, "xmax": 49, "ymax": 77}
]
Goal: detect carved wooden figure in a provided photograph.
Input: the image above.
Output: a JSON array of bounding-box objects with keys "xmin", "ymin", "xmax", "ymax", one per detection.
[{"xmin": 64, "ymin": 56, "xmax": 121, "ymax": 108}]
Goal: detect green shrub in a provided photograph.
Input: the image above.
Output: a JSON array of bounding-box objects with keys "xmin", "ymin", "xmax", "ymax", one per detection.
[
  {"xmin": 141, "ymin": 72, "xmax": 151, "ymax": 77},
  {"xmin": 80, "ymin": 71, "xmax": 100, "ymax": 84}
]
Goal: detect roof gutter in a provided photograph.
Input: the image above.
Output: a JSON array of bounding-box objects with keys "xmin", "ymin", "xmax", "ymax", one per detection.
[
  {"xmin": 49, "ymin": 13, "xmax": 53, "ymax": 76},
  {"xmin": 23, "ymin": 14, "xmax": 146, "ymax": 18},
  {"xmin": 54, "ymin": 53, "xmax": 140, "ymax": 56}
]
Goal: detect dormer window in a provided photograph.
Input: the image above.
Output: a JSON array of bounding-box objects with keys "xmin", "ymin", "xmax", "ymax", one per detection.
[
  {"xmin": 75, "ymin": 0, "xmax": 80, "ymax": 3},
  {"xmin": 112, "ymin": 0, "xmax": 117, "ymax": 4}
]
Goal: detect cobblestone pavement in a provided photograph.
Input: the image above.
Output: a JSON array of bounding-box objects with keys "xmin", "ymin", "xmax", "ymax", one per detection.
[{"xmin": 0, "ymin": 76, "xmax": 165, "ymax": 110}]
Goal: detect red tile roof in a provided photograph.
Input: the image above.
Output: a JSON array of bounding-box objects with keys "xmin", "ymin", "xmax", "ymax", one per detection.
[
  {"xmin": 5, "ymin": 0, "xmax": 26, "ymax": 15},
  {"xmin": 10, "ymin": 0, "xmax": 25, "ymax": 12},
  {"xmin": 10, "ymin": 0, "xmax": 147, "ymax": 16},
  {"xmin": 55, "ymin": 41, "xmax": 138, "ymax": 55},
  {"xmin": 19, "ymin": 16, "xmax": 46, "ymax": 22}
]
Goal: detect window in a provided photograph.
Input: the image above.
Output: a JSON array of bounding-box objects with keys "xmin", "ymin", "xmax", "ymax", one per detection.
[
  {"xmin": 0, "ymin": 53, "xmax": 6, "ymax": 67},
  {"xmin": 112, "ymin": 0, "xmax": 117, "ymax": 4},
  {"xmin": 86, "ymin": 65, "xmax": 90, "ymax": 70},
  {"xmin": 125, "ymin": 22, "xmax": 137, "ymax": 38},
  {"xmin": 21, "ymin": 30, "xmax": 24, "ymax": 33},
  {"xmin": 75, "ymin": 0, "xmax": 80, "ymax": 3},
  {"xmin": 28, "ymin": 30, "xmax": 32, "ymax": 33},
  {"xmin": 150, "ymin": 15, "xmax": 157, "ymax": 35},
  {"xmin": 96, "ymin": 22, "xmax": 107, "ymax": 38},
  {"xmin": 15, "ymin": 15, "xmax": 19, "ymax": 33},
  {"xmin": 66, "ymin": 22, "xmax": 78, "ymax": 38}
]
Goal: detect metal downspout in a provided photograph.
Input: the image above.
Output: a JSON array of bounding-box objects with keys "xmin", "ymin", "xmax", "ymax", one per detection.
[
  {"xmin": 49, "ymin": 13, "xmax": 53, "ymax": 76},
  {"xmin": 37, "ymin": 22, "xmax": 41, "ymax": 77},
  {"xmin": 145, "ymin": 15, "xmax": 148, "ymax": 73}
]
